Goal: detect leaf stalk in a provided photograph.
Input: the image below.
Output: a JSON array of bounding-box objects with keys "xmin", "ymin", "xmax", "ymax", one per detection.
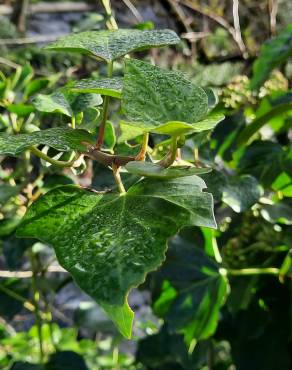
[
  {"xmin": 96, "ymin": 61, "xmax": 114, "ymax": 149},
  {"xmin": 29, "ymin": 146, "xmax": 78, "ymax": 168},
  {"xmin": 158, "ymin": 136, "xmax": 178, "ymax": 168},
  {"xmin": 112, "ymin": 163, "xmax": 126, "ymax": 194},
  {"xmin": 135, "ymin": 132, "xmax": 149, "ymax": 161}
]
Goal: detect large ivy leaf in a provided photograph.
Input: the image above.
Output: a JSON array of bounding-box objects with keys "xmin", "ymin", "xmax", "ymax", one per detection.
[
  {"xmin": 0, "ymin": 128, "xmax": 94, "ymax": 156},
  {"xmin": 45, "ymin": 29, "xmax": 180, "ymax": 62},
  {"xmin": 16, "ymin": 176, "xmax": 216, "ymax": 338},
  {"xmin": 34, "ymin": 89, "xmax": 102, "ymax": 117},
  {"xmin": 125, "ymin": 162, "xmax": 211, "ymax": 179},
  {"xmin": 122, "ymin": 59, "xmax": 222, "ymax": 135},
  {"xmin": 153, "ymin": 229, "xmax": 227, "ymax": 344},
  {"xmin": 250, "ymin": 25, "xmax": 292, "ymax": 90},
  {"xmin": 71, "ymin": 77, "xmax": 123, "ymax": 98}
]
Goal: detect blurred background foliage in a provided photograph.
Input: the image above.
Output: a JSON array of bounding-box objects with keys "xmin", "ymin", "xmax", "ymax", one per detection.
[{"xmin": 0, "ymin": 0, "xmax": 291, "ymax": 369}]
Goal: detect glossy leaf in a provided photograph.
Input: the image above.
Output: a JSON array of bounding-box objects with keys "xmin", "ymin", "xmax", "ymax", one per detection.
[
  {"xmin": 45, "ymin": 29, "xmax": 180, "ymax": 62},
  {"xmin": 222, "ymin": 175, "xmax": 263, "ymax": 213},
  {"xmin": 125, "ymin": 161, "xmax": 211, "ymax": 179},
  {"xmin": 0, "ymin": 128, "xmax": 94, "ymax": 156},
  {"xmin": 17, "ymin": 176, "xmax": 216, "ymax": 338},
  {"xmin": 71, "ymin": 77, "xmax": 123, "ymax": 98},
  {"xmin": 122, "ymin": 59, "xmax": 210, "ymax": 135}
]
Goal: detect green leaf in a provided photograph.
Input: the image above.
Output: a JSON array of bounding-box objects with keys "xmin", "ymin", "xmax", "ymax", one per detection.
[
  {"xmin": 250, "ymin": 25, "xmax": 292, "ymax": 90},
  {"xmin": 272, "ymin": 172, "xmax": 292, "ymax": 197},
  {"xmin": 261, "ymin": 201, "xmax": 292, "ymax": 225},
  {"xmin": 71, "ymin": 77, "xmax": 123, "ymax": 98},
  {"xmin": 238, "ymin": 141, "xmax": 291, "ymax": 187},
  {"xmin": 103, "ymin": 121, "xmax": 116, "ymax": 151},
  {"xmin": 0, "ymin": 128, "xmax": 94, "ymax": 156},
  {"xmin": 7, "ymin": 104, "xmax": 35, "ymax": 117},
  {"xmin": 16, "ymin": 176, "xmax": 216, "ymax": 337},
  {"xmin": 24, "ymin": 78, "xmax": 50, "ymax": 98},
  {"xmin": 34, "ymin": 89, "xmax": 102, "ymax": 117},
  {"xmin": 153, "ymin": 231, "xmax": 227, "ymax": 344},
  {"xmin": 45, "ymin": 29, "xmax": 180, "ymax": 62},
  {"xmin": 222, "ymin": 175, "xmax": 263, "ymax": 213},
  {"xmin": 125, "ymin": 162, "xmax": 211, "ymax": 179},
  {"xmin": 122, "ymin": 59, "xmax": 214, "ymax": 135}
]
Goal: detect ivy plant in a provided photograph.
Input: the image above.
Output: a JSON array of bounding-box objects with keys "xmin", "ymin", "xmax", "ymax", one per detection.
[{"xmin": 0, "ymin": 29, "xmax": 225, "ymax": 339}]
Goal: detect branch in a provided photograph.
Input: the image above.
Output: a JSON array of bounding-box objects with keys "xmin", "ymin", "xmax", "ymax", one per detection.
[{"xmin": 85, "ymin": 146, "xmax": 135, "ymax": 167}]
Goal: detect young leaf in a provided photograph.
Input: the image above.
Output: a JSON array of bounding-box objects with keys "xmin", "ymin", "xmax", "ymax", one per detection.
[
  {"xmin": 250, "ymin": 24, "xmax": 292, "ymax": 90},
  {"xmin": 122, "ymin": 59, "xmax": 213, "ymax": 135},
  {"xmin": 7, "ymin": 104, "xmax": 35, "ymax": 117},
  {"xmin": 0, "ymin": 128, "xmax": 94, "ymax": 156},
  {"xmin": 16, "ymin": 176, "xmax": 216, "ymax": 338},
  {"xmin": 45, "ymin": 29, "xmax": 180, "ymax": 62},
  {"xmin": 34, "ymin": 89, "xmax": 103, "ymax": 117},
  {"xmin": 71, "ymin": 77, "xmax": 123, "ymax": 98},
  {"xmin": 125, "ymin": 162, "xmax": 211, "ymax": 179}
]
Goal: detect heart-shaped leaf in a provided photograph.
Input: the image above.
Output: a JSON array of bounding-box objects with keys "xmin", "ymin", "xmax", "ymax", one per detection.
[
  {"xmin": 45, "ymin": 29, "xmax": 180, "ymax": 62},
  {"xmin": 16, "ymin": 176, "xmax": 216, "ymax": 338},
  {"xmin": 0, "ymin": 128, "xmax": 94, "ymax": 155},
  {"xmin": 125, "ymin": 161, "xmax": 211, "ymax": 179},
  {"xmin": 71, "ymin": 77, "xmax": 123, "ymax": 98},
  {"xmin": 122, "ymin": 59, "xmax": 219, "ymax": 135}
]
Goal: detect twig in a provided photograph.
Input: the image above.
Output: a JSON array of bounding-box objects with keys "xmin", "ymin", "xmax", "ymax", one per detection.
[
  {"xmin": 167, "ymin": 0, "xmax": 193, "ymax": 33},
  {"xmin": 269, "ymin": 0, "xmax": 278, "ymax": 36},
  {"xmin": 0, "ymin": 57, "xmax": 20, "ymax": 69},
  {"xmin": 181, "ymin": 0, "xmax": 248, "ymax": 57},
  {"xmin": 121, "ymin": 0, "xmax": 143, "ymax": 23},
  {"xmin": 232, "ymin": 0, "xmax": 248, "ymax": 58},
  {"xmin": 85, "ymin": 147, "xmax": 135, "ymax": 167},
  {"xmin": 101, "ymin": 0, "xmax": 118, "ymax": 30},
  {"xmin": 0, "ymin": 265, "xmax": 67, "ymax": 279},
  {"xmin": 0, "ymin": 35, "xmax": 60, "ymax": 46},
  {"xmin": 0, "ymin": 2, "xmax": 96, "ymax": 15}
]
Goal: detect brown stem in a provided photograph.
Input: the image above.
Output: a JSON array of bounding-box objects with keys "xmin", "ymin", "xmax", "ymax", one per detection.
[{"xmin": 85, "ymin": 147, "xmax": 135, "ymax": 167}]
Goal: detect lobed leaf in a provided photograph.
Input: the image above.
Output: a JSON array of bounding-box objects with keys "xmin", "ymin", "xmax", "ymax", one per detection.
[
  {"xmin": 122, "ymin": 59, "xmax": 223, "ymax": 135},
  {"xmin": 16, "ymin": 176, "xmax": 216, "ymax": 338},
  {"xmin": 45, "ymin": 29, "xmax": 180, "ymax": 62},
  {"xmin": 0, "ymin": 128, "xmax": 94, "ymax": 156}
]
